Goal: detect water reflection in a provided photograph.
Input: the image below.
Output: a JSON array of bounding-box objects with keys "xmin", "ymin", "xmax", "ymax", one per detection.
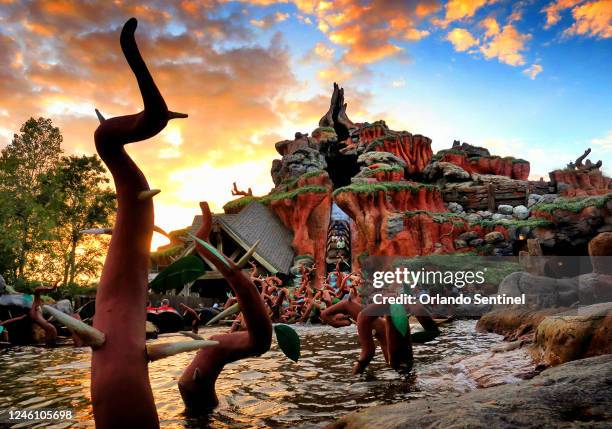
[{"xmin": 0, "ymin": 321, "xmax": 501, "ymax": 428}]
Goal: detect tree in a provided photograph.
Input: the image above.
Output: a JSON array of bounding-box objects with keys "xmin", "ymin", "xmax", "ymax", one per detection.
[
  {"xmin": 0, "ymin": 117, "xmax": 62, "ymax": 281},
  {"xmin": 45, "ymin": 155, "xmax": 115, "ymax": 285}
]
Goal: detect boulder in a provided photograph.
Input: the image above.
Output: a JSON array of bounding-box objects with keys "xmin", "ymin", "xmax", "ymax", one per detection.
[
  {"xmin": 498, "ymin": 204, "xmax": 514, "ymax": 215},
  {"xmin": 447, "ymin": 202, "xmax": 464, "ymax": 213},
  {"xmin": 465, "ymin": 213, "xmax": 481, "ymax": 223},
  {"xmin": 534, "ymin": 302, "xmax": 612, "ymax": 366},
  {"xmin": 540, "ymin": 193, "xmax": 558, "ymax": 204},
  {"xmin": 476, "ymin": 210, "xmax": 492, "ymax": 219},
  {"xmin": 497, "ymin": 271, "xmax": 579, "ymax": 309},
  {"xmin": 469, "ymin": 238, "xmax": 484, "ymax": 247},
  {"xmin": 454, "ymin": 239, "xmax": 467, "ymax": 249},
  {"xmin": 527, "ymin": 193, "xmax": 542, "ymax": 207},
  {"xmin": 458, "ymin": 231, "xmax": 480, "ymax": 242},
  {"xmin": 327, "ymin": 355, "xmax": 612, "ymax": 429},
  {"xmin": 492, "ymin": 213, "xmax": 512, "ymax": 221},
  {"xmin": 589, "ymin": 232, "xmax": 612, "ymax": 274},
  {"xmin": 423, "ymin": 161, "xmax": 470, "ymax": 182},
  {"xmin": 357, "ymin": 151, "xmax": 406, "ymax": 169},
  {"xmin": 485, "ymin": 231, "xmax": 504, "ymax": 244},
  {"xmin": 513, "ymin": 205, "xmax": 530, "ymax": 220}
]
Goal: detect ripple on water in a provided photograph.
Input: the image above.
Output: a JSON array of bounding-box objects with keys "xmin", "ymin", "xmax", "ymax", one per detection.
[{"xmin": 0, "ymin": 320, "xmax": 502, "ymax": 428}]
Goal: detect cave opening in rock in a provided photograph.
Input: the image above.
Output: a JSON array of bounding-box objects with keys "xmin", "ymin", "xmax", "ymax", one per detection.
[
  {"xmin": 325, "ymin": 152, "xmax": 360, "ymax": 189},
  {"xmin": 326, "ymin": 203, "xmax": 352, "ymax": 276}
]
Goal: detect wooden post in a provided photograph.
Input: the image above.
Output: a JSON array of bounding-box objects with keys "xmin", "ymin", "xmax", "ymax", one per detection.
[{"xmin": 487, "ymin": 183, "xmax": 496, "ymax": 212}]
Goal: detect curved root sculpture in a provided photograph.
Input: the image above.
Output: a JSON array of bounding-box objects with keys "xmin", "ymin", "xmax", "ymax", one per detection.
[
  {"xmin": 90, "ymin": 18, "xmax": 188, "ymax": 428},
  {"xmin": 353, "ymin": 303, "xmax": 439, "ymax": 374},
  {"xmin": 178, "ymin": 202, "xmax": 273, "ymax": 411}
]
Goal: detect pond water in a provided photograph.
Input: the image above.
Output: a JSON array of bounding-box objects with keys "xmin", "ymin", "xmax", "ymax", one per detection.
[{"xmin": 0, "ymin": 321, "xmax": 502, "ymax": 428}]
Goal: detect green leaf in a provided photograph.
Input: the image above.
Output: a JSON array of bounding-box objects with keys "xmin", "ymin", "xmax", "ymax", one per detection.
[
  {"xmin": 274, "ymin": 324, "xmax": 301, "ymax": 362},
  {"xmin": 149, "ymin": 255, "xmax": 206, "ymax": 293},
  {"xmin": 390, "ymin": 303, "xmax": 408, "ymax": 337}
]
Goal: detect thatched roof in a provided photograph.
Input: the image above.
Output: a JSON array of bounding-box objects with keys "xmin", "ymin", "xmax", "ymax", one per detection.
[{"xmin": 189, "ymin": 201, "xmax": 294, "ymax": 274}]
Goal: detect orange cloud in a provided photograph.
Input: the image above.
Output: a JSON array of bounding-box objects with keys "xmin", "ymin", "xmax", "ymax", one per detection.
[
  {"xmin": 481, "ymin": 16, "xmax": 500, "ymax": 37},
  {"xmin": 480, "ymin": 22, "xmax": 531, "ymax": 66},
  {"xmin": 565, "ymin": 0, "xmax": 612, "ymax": 38},
  {"xmin": 0, "ymin": 1, "xmax": 306, "ymax": 233},
  {"xmin": 250, "ymin": 11, "xmax": 290, "ymax": 28},
  {"xmin": 313, "ymin": 41, "xmax": 335, "ymax": 59},
  {"xmin": 445, "ymin": 15, "xmax": 532, "ymax": 69},
  {"xmin": 435, "ymin": 0, "xmax": 497, "ymax": 28},
  {"xmin": 542, "ymin": 0, "xmax": 584, "ymax": 28},
  {"xmin": 446, "ymin": 28, "xmax": 479, "ymax": 51},
  {"xmin": 522, "ymin": 63, "xmax": 544, "ymax": 79},
  {"xmin": 237, "ymin": 0, "xmax": 439, "ymax": 64}
]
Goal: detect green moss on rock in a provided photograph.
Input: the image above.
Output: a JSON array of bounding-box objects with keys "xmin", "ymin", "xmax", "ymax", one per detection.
[
  {"xmin": 532, "ymin": 193, "xmax": 612, "ymax": 214},
  {"xmin": 360, "ymin": 165, "xmax": 404, "ymax": 177},
  {"xmin": 262, "ymin": 185, "xmax": 329, "ymax": 203},
  {"xmin": 333, "ymin": 181, "xmax": 437, "ymax": 197},
  {"xmin": 222, "ymin": 195, "xmax": 257, "ymax": 212},
  {"xmin": 473, "ymin": 218, "xmax": 554, "ymax": 229}
]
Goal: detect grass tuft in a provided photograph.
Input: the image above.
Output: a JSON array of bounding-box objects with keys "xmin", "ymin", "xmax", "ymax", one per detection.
[{"xmin": 333, "ymin": 181, "xmax": 438, "ymax": 197}]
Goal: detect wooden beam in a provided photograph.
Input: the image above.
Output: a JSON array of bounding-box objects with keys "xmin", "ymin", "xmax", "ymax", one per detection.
[{"xmin": 487, "ymin": 183, "xmax": 496, "ymax": 212}]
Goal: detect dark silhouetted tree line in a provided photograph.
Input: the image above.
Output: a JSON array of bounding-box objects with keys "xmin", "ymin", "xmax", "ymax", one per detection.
[{"xmin": 0, "ymin": 117, "xmax": 116, "ymax": 291}]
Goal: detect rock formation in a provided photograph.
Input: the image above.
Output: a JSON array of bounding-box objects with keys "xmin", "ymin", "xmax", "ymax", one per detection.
[
  {"xmin": 327, "ymin": 355, "xmax": 612, "ymax": 429},
  {"xmin": 222, "ymin": 84, "xmax": 611, "ymax": 283},
  {"xmin": 549, "ymin": 148, "xmax": 611, "ymax": 197},
  {"xmin": 433, "ymin": 141, "xmax": 530, "ymax": 180}
]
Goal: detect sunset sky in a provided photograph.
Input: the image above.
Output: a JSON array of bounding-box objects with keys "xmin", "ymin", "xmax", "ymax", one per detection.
[{"xmin": 1, "ymin": 0, "xmax": 611, "ymax": 249}]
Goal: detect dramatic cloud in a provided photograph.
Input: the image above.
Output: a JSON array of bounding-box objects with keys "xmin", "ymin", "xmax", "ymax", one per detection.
[
  {"xmin": 313, "ymin": 42, "xmax": 335, "ymax": 60},
  {"xmin": 240, "ymin": 0, "xmax": 439, "ymax": 64},
  {"xmin": 0, "ymin": 0, "xmax": 609, "ymax": 235},
  {"xmin": 480, "ymin": 16, "xmax": 500, "ymax": 37},
  {"xmin": 445, "ymin": 16, "xmax": 532, "ymax": 68},
  {"xmin": 523, "ymin": 63, "xmax": 544, "ymax": 79},
  {"xmin": 250, "ymin": 11, "xmax": 290, "ymax": 28},
  {"xmin": 446, "ymin": 27, "xmax": 479, "ymax": 51},
  {"xmin": 542, "ymin": 0, "xmax": 611, "ymax": 38},
  {"xmin": 0, "ymin": 0, "xmax": 305, "ymax": 232},
  {"xmin": 480, "ymin": 21, "xmax": 531, "ymax": 66},
  {"xmin": 434, "ymin": 0, "xmax": 497, "ymax": 28},
  {"xmin": 542, "ymin": 0, "xmax": 584, "ymax": 28},
  {"xmin": 565, "ymin": 0, "xmax": 612, "ymax": 38}
]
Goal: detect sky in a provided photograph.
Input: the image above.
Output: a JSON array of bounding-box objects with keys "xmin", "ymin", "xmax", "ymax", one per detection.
[{"xmin": 0, "ymin": 0, "xmax": 611, "ymax": 249}]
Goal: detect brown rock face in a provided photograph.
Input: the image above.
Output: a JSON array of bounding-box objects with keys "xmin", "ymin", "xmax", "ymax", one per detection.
[
  {"xmin": 476, "ymin": 307, "xmax": 566, "ymax": 339},
  {"xmin": 267, "ymin": 171, "xmax": 332, "ymax": 287},
  {"xmin": 589, "ymin": 232, "xmax": 612, "ymax": 274},
  {"xmin": 334, "ymin": 183, "xmax": 468, "ymax": 258},
  {"xmin": 534, "ymin": 303, "xmax": 612, "ymax": 366},
  {"xmin": 439, "ymin": 152, "xmax": 530, "ymax": 180},
  {"xmin": 327, "ymin": 355, "xmax": 612, "ymax": 429},
  {"xmin": 549, "ymin": 169, "xmax": 612, "ymax": 196},
  {"xmin": 352, "ymin": 121, "xmax": 387, "ymax": 145},
  {"xmin": 530, "ymin": 197, "xmax": 612, "ymax": 252},
  {"xmin": 366, "ymin": 132, "xmax": 433, "ymax": 175}
]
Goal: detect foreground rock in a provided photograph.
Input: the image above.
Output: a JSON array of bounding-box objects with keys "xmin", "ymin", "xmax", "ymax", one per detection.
[
  {"xmin": 327, "ymin": 354, "xmax": 612, "ymax": 429},
  {"xmin": 534, "ymin": 303, "xmax": 612, "ymax": 366}
]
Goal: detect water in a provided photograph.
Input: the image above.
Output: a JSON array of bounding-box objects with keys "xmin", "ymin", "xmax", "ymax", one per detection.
[{"xmin": 0, "ymin": 321, "xmax": 503, "ymax": 428}]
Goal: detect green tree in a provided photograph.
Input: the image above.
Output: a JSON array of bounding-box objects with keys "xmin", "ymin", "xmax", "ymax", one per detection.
[
  {"xmin": 0, "ymin": 117, "xmax": 63, "ymax": 281},
  {"xmin": 45, "ymin": 155, "xmax": 115, "ymax": 286}
]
